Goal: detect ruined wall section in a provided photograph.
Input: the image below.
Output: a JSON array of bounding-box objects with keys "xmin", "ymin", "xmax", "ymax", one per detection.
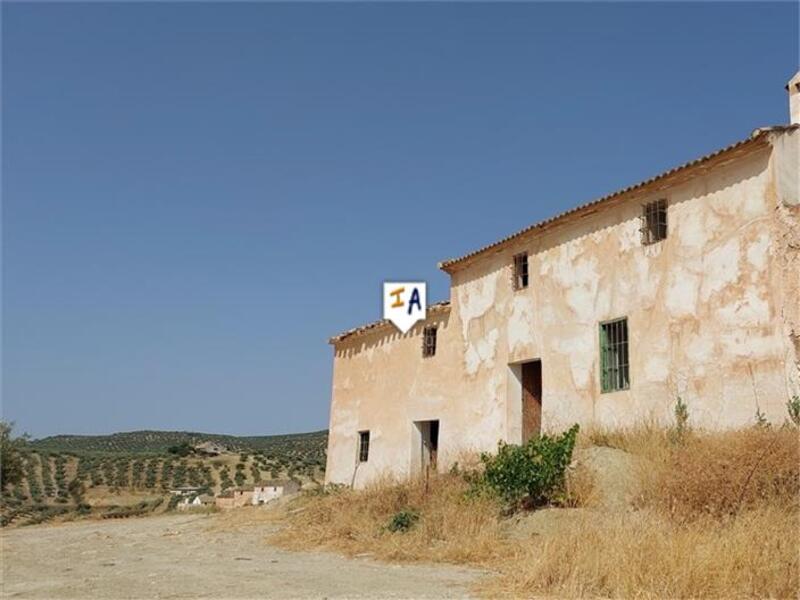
[
  {"xmin": 769, "ymin": 129, "xmax": 800, "ymax": 398},
  {"xmin": 450, "ymin": 144, "xmax": 789, "ymax": 432}
]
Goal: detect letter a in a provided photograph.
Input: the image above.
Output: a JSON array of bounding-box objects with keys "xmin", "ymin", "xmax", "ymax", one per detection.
[{"xmin": 408, "ymin": 287, "xmax": 422, "ymax": 315}]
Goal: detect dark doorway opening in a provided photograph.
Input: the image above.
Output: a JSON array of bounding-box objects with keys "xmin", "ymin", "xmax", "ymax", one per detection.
[
  {"xmin": 521, "ymin": 360, "xmax": 542, "ymax": 443},
  {"xmin": 417, "ymin": 420, "xmax": 439, "ymax": 472}
]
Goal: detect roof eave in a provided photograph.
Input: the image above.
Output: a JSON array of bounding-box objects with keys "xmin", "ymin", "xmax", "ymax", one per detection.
[
  {"xmin": 438, "ymin": 125, "xmax": 796, "ymax": 274},
  {"xmin": 328, "ymin": 301, "xmax": 451, "ymax": 346}
]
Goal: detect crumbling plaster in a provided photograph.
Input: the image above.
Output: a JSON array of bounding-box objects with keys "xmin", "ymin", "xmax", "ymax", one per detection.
[{"xmin": 325, "ymin": 131, "xmax": 799, "ymax": 488}]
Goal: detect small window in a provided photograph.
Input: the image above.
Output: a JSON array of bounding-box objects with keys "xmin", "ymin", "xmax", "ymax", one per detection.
[
  {"xmin": 513, "ymin": 253, "xmax": 529, "ymax": 290},
  {"xmin": 358, "ymin": 430, "xmax": 370, "ymax": 462},
  {"xmin": 422, "ymin": 326, "xmax": 437, "ymax": 357},
  {"xmin": 600, "ymin": 318, "xmax": 630, "ymax": 393},
  {"xmin": 641, "ymin": 199, "xmax": 668, "ymax": 245}
]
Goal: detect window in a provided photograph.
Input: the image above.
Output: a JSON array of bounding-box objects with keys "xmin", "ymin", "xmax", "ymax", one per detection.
[
  {"xmin": 422, "ymin": 326, "xmax": 437, "ymax": 357},
  {"xmin": 358, "ymin": 430, "xmax": 370, "ymax": 462},
  {"xmin": 513, "ymin": 253, "xmax": 529, "ymax": 290},
  {"xmin": 641, "ymin": 199, "xmax": 668, "ymax": 245},
  {"xmin": 600, "ymin": 318, "xmax": 630, "ymax": 393}
]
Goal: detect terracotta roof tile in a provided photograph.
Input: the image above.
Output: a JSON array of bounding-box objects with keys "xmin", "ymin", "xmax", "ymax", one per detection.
[{"xmin": 329, "ymin": 301, "xmax": 450, "ymax": 345}]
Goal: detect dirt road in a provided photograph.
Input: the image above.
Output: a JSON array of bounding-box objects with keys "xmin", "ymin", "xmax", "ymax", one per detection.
[{"xmin": 1, "ymin": 513, "xmax": 481, "ymax": 599}]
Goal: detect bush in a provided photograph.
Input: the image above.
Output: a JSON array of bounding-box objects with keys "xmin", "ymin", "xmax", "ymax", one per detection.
[
  {"xmin": 386, "ymin": 509, "xmax": 419, "ymax": 533},
  {"xmin": 476, "ymin": 425, "xmax": 579, "ymax": 509},
  {"xmin": 167, "ymin": 442, "xmax": 194, "ymax": 457},
  {"xmin": 668, "ymin": 397, "xmax": 690, "ymax": 443},
  {"xmin": 787, "ymin": 396, "xmax": 800, "ymax": 427},
  {"xmin": 0, "ymin": 421, "xmax": 27, "ymax": 491}
]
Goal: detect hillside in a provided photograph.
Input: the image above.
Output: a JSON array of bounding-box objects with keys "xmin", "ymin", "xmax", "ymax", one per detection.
[
  {"xmin": 30, "ymin": 429, "xmax": 328, "ymax": 456},
  {"xmin": 2, "ymin": 429, "xmax": 328, "ymax": 527}
]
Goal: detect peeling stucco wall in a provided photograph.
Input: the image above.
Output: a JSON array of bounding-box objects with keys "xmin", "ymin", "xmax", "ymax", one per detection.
[
  {"xmin": 326, "ymin": 131, "xmax": 799, "ymax": 488},
  {"xmin": 770, "ymin": 129, "xmax": 800, "ymax": 397}
]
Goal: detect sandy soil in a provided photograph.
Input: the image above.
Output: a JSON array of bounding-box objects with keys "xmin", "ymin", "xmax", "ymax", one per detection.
[{"xmin": 1, "ymin": 513, "xmax": 482, "ymax": 599}]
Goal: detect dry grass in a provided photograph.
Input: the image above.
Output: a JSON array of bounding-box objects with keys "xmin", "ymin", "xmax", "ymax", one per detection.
[
  {"xmin": 584, "ymin": 423, "xmax": 800, "ymax": 518},
  {"xmin": 270, "ymin": 425, "xmax": 800, "ymax": 598},
  {"xmin": 644, "ymin": 427, "xmax": 800, "ymax": 520},
  {"xmin": 272, "ymin": 474, "xmax": 511, "ymax": 565},
  {"xmin": 481, "ymin": 506, "xmax": 799, "ymax": 599}
]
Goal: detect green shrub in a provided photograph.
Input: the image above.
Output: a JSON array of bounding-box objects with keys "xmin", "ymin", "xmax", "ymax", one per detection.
[
  {"xmin": 668, "ymin": 397, "xmax": 690, "ymax": 443},
  {"xmin": 787, "ymin": 396, "xmax": 800, "ymax": 427},
  {"xmin": 40, "ymin": 455, "xmax": 56, "ymax": 496},
  {"xmin": 0, "ymin": 421, "xmax": 27, "ymax": 491},
  {"xmin": 476, "ymin": 424, "xmax": 579, "ymax": 510},
  {"xmin": 386, "ymin": 509, "xmax": 419, "ymax": 533},
  {"xmin": 144, "ymin": 459, "xmax": 159, "ymax": 488},
  {"xmin": 131, "ymin": 459, "xmax": 144, "ymax": 487},
  {"xmin": 754, "ymin": 406, "xmax": 770, "ymax": 429},
  {"xmin": 167, "ymin": 442, "xmax": 194, "ymax": 457},
  {"xmin": 219, "ymin": 466, "xmax": 233, "ymax": 491}
]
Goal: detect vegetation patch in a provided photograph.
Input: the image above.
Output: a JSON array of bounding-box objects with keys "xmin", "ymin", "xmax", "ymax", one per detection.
[
  {"xmin": 1, "ymin": 421, "xmax": 326, "ymax": 527},
  {"xmin": 474, "ymin": 424, "xmax": 579, "ymax": 510},
  {"xmin": 273, "ymin": 422, "xmax": 799, "ymax": 599},
  {"xmin": 386, "ymin": 509, "xmax": 419, "ymax": 533}
]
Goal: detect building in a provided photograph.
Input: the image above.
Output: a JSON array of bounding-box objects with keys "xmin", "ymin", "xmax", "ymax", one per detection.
[
  {"xmin": 325, "ymin": 73, "xmax": 800, "ymax": 489},
  {"xmin": 193, "ymin": 441, "xmax": 226, "ymax": 456},
  {"xmin": 251, "ymin": 480, "xmax": 301, "ymax": 505},
  {"xmin": 177, "ymin": 494, "xmax": 214, "ymax": 510},
  {"xmin": 215, "ymin": 481, "xmax": 301, "ymax": 509},
  {"xmin": 215, "ymin": 488, "xmax": 253, "ymax": 509}
]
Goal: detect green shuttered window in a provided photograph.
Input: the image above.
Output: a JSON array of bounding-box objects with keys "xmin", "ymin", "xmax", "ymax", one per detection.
[{"xmin": 600, "ymin": 318, "xmax": 630, "ymax": 393}]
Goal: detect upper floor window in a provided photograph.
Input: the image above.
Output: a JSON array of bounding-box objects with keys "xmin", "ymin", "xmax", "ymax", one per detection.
[
  {"xmin": 512, "ymin": 253, "xmax": 529, "ymax": 290},
  {"xmin": 600, "ymin": 318, "xmax": 630, "ymax": 393},
  {"xmin": 422, "ymin": 326, "xmax": 437, "ymax": 357},
  {"xmin": 641, "ymin": 199, "xmax": 668, "ymax": 245},
  {"xmin": 358, "ymin": 430, "xmax": 370, "ymax": 462}
]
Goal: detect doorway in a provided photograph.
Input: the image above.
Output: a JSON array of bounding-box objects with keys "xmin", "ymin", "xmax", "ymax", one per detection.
[
  {"xmin": 521, "ymin": 360, "xmax": 542, "ymax": 442},
  {"xmin": 415, "ymin": 420, "xmax": 439, "ymax": 473}
]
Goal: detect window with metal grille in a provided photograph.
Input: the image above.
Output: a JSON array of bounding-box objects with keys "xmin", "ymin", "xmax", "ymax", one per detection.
[
  {"xmin": 641, "ymin": 199, "xmax": 668, "ymax": 245},
  {"xmin": 513, "ymin": 253, "xmax": 529, "ymax": 290},
  {"xmin": 422, "ymin": 326, "xmax": 437, "ymax": 357},
  {"xmin": 358, "ymin": 431, "xmax": 370, "ymax": 462},
  {"xmin": 600, "ymin": 318, "xmax": 630, "ymax": 393}
]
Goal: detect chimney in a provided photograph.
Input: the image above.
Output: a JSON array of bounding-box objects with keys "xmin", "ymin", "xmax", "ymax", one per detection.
[{"xmin": 788, "ymin": 71, "xmax": 800, "ymax": 125}]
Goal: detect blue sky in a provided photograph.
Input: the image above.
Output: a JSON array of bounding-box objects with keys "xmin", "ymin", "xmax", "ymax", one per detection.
[{"xmin": 3, "ymin": 2, "xmax": 797, "ymax": 438}]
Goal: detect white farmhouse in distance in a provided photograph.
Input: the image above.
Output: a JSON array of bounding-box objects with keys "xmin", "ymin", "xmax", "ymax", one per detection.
[
  {"xmin": 251, "ymin": 480, "xmax": 301, "ymax": 505},
  {"xmin": 325, "ymin": 72, "xmax": 800, "ymax": 489}
]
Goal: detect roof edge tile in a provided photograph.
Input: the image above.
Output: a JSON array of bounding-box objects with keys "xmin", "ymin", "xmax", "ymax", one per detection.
[{"xmin": 329, "ymin": 301, "xmax": 451, "ymax": 345}]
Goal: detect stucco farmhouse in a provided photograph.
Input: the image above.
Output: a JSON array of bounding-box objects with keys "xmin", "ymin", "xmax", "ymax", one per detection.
[{"xmin": 326, "ymin": 73, "xmax": 800, "ymax": 489}]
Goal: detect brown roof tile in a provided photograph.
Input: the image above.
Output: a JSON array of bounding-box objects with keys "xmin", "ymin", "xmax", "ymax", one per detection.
[{"xmin": 329, "ymin": 301, "xmax": 450, "ymax": 345}]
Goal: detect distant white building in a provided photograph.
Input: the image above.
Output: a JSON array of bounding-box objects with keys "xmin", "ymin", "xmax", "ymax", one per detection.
[
  {"xmin": 251, "ymin": 480, "xmax": 301, "ymax": 505},
  {"xmin": 177, "ymin": 494, "xmax": 214, "ymax": 510},
  {"xmin": 193, "ymin": 441, "xmax": 226, "ymax": 456}
]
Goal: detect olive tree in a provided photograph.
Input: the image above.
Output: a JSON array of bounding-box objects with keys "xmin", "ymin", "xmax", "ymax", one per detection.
[{"xmin": 1, "ymin": 421, "xmax": 27, "ymax": 491}]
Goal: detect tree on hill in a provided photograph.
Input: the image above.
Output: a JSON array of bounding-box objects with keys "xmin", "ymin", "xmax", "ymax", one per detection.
[
  {"xmin": 1, "ymin": 421, "xmax": 27, "ymax": 491},
  {"xmin": 167, "ymin": 442, "xmax": 195, "ymax": 457}
]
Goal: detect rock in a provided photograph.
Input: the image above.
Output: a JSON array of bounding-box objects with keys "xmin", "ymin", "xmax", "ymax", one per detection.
[{"xmin": 574, "ymin": 446, "xmax": 638, "ymax": 509}]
